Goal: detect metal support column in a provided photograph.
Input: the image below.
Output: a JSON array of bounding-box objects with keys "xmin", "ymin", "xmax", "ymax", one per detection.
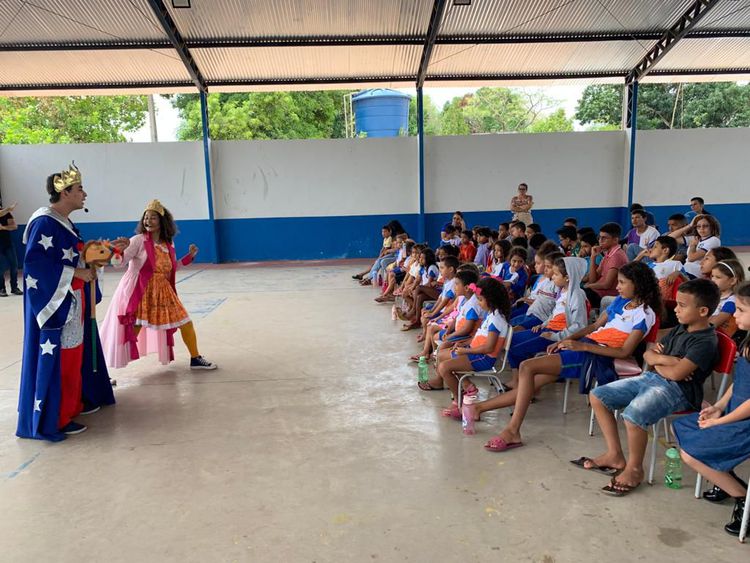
[
  {"xmin": 200, "ymin": 91, "xmax": 220, "ymax": 263},
  {"xmin": 625, "ymin": 81, "xmax": 639, "ymax": 224},
  {"xmin": 417, "ymin": 87, "xmax": 426, "ymax": 243}
]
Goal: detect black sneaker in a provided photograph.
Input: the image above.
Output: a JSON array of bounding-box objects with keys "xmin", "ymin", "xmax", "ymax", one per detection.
[
  {"xmin": 0, "ymin": 288, "xmax": 7, "ymax": 297},
  {"xmin": 60, "ymin": 421, "xmax": 87, "ymax": 435},
  {"xmin": 724, "ymin": 496, "xmax": 747, "ymax": 536},
  {"xmin": 190, "ymin": 356, "xmax": 217, "ymax": 370},
  {"xmin": 11, "ymin": 287, "xmax": 22, "ymax": 296},
  {"xmin": 80, "ymin": 404, "xmax": 101, "ymax": 415}
]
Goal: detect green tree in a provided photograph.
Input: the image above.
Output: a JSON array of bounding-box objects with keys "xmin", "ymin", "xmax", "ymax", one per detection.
[
  {"xmin": 0, "ymin": 96, "xmax": 148, "ymax": 144},
  {"xmin": 437, "ymin": 87, "xmax": 564, "ymax": 135},
  {"xmin": 575, "ymin": 82, "xmax": 750, "ymax": 130},
  {"xmin": 169, "ymin": 91, "xmax": 353, "ymax": 140},
  {"xmin": 407, "ymin": 94, "xmax": 441, "ymax": 136},
  {"xmin": 528, "ymin": 108, "xmax": 574, "ymax": 133}
]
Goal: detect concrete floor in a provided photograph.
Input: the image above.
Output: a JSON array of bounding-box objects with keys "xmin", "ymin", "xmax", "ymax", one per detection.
[{"xmin": 0, "ymin": 259, "xmax": 748, "ymax": 563}]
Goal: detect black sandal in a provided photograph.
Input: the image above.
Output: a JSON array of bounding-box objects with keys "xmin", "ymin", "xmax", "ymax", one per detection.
[
  {"xmin": 570, "ymin": 457, "xmax": 623, "ymax": 477},
  {"xmin": 417, "ymin": 381, "xmax": 444, "ymax": 391},
  {"xmin": 601, "ymin": 478, "xmax": 641, "ymax": 497}
]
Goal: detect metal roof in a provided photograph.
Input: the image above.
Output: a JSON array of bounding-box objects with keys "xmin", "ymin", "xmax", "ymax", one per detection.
[{"xmin": 0, "ymin": 0, "xmax": 748, "ymax": 95}]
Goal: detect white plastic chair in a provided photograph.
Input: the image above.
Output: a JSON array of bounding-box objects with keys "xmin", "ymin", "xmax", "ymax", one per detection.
[{"xmin": 456, "ymin": 328, "xmax": 513, "ymax": 409}]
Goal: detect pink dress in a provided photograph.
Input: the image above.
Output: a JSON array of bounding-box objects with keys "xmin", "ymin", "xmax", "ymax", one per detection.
[{"xmin": 100, "ymin": 233, "xmax": 193, "ymax": 368}]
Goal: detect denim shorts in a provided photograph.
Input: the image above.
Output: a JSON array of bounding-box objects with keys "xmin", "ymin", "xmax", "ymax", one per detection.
[{"xmin": 591, "ymin": 371, "xmax": 691, "ymax": 429}]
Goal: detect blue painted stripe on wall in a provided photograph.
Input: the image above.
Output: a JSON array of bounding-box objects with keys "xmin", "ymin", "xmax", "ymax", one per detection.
[{"xmin": 10, "ymin": 203, "xmax": 748, "ymax": 263}]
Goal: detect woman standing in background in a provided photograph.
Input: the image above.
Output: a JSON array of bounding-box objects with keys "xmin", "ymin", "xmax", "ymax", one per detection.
[{"xmin": 510, "ymin": 182, "xmax": 534, "ymax": 225}]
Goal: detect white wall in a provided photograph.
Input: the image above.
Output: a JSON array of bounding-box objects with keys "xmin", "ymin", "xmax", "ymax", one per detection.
[
  {"xmin": 0, "ymin": 142, "xmax": 208, "ymax": 224},
  {"xmin": 425, "ymin": 131, "xmax": 626, "ymax": 213},
  {"xmin": 633, "ymin": 128, "xmax": 750, "ymax": 206},
  {"xmin": 212, "ymin": 137, "xmax": 418, "ymax": 219}
]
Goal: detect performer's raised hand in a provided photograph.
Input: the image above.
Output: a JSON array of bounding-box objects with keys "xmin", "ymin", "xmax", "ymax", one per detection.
[
  {"xmin": 189, "ymin": 244, "xmax": 199, "ymax": 257},
  {"xmin": 111, "ymin": 237, "xmax": 130, "ymax": 251},
  {"xmin": 74, "ymin": 267, "xmax": 97, "ymax": 282}
]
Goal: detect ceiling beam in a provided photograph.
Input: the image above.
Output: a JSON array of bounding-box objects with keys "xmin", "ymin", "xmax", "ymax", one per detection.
[
  {"xmin": 2, "ymin": 28, "xmax": 749, "ymax": 52},
  {"xmin": 145, "ymin": 0, "xmax": 206, "ymax": 91},
  {"xmin": 416, "ymin": 0, "xmax": 449, "ymax": 88},
  {"xmin": 626, "ymin": 0, "xmax": 723, "ymax": 84}
]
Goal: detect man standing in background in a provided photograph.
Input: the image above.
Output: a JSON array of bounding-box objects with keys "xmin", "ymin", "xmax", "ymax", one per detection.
[{"xmin": 0, "ymin": 200, "xmax": 22, "ymax": 296}]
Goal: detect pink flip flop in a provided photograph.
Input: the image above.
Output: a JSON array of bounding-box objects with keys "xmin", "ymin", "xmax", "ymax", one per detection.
[
  {"xmin": 484, "ymin": 436, "xmax": 524, "ymax": 452},
  {"xmin": 441, "ymin": 403, "xmax": 461, "ymax": 420}
]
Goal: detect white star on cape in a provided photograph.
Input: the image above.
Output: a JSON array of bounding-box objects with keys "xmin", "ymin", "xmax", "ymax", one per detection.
[
  {"xmin": 40, "ymin": 339, "xmax": 57, "ymax": 356},
  {"xmin": 38, "ymin": 234, "xmax": 54, "ymax": 251},
  {"xmin": 34, "ymin": 399, "xmax": 42, "ymax": 412},
  {"xmin": 25, "ymin": 275, "xmax": 38, "ymax": 290},
  {"xmin": 61, "ymin": 247, "xmax": 77, "ymax": 262}
]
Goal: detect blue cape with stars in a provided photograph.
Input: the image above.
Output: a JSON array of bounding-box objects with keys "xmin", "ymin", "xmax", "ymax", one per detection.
[{"xmin": 17, "ymin": 208, "xmax": 114, "ymax": 441}]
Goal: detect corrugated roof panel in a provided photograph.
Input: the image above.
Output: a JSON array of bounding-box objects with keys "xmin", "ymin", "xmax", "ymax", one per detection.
[
  {"xmin": 426, "ymin": 41, "xmax": 647, "ymax": 77},
  {"xmin": 642, "ymin": 72, "xmax": 750, "ymax": 84},
  {"xmin": 438, "ymin": 0, "xmax": 693, "ymax": 37},
  {"xmin": 655, "ymin": 37, "xmax": 750, "ymax": 70},
  {"xmin": 167, "ymin": 0, "xmax": 432, "ymax": 40},
  {"xmin": 193, "ymin": 45, "xmax": 422, "ymax": 81},
  {"xmin": 696, "ymin": 2, "xmax": 750, "ymax": 30},
  {"xmin": 0, "ymin": 0, "xmax": 168, "ymax": 44},
  {"xmin": 0, "ymin": 49, "xmax": 191, "ymax": 86}
]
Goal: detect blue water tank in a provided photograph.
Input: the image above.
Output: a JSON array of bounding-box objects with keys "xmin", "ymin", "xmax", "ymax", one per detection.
[{"xmin": 352, "ymin": 89, "xmax": 411, "ymax": 138}]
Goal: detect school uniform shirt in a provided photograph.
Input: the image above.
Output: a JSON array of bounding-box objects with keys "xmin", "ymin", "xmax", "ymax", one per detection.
[
  {"xmin": 713, "ymin": 294, "xmax": 738, "ymax": 336},
  {"xmin": 506, "ymin": 267, "xmax": 528, "ymax": 298},
  {"xmin": 470, "ymin": 310, "xmax": 509, "ymax": 358},
  {"xmin": 420, "ymin": 264, "xmax": 439, "ymax": 286},
  {"xmin": 491, "ymin": 261, "xmax": 510, "ymax": 278},
  {"xmin": 683, "ymin": 235, "xmax": 721, "ymax": 278},
  {"xmin": 474, "ymin": 243, "xmax": 491, "ymax": 267},
  {"xmin": 649, "ymin": 259, "xmax": 682, "ymax": 280},
  {"xmin": 588, "ymin": 297, "xmax": 656, "ymax": 348},
  {"xmin": 440, "ymin": 278, "xmax": 457, "ymax": 300},
  {"xmin": 455, "ymin": 294, "xmax": 485, "ymax": 333},
  {"xmin": 450, "ymin": 237, "xmax": 461, "ymax": 247},
  {"xmin": 527, "ymin": 277, "xmax": 560, "ymax": 321},
  {"xmin": 408, "ymin": 261, "xmax": 421, "ymax": 279},
  {"xmin": 546, "ymin": 289, "xmax": 569, "ymax": 331},
  {"xmin": 626, "ymin": 225, "xmax": 659, "ymax": 247}
]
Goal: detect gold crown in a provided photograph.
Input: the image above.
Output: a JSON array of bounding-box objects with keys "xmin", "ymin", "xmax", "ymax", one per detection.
[
  {"xmin": 144, "ymin": 199, "xmax": 165, "ymax": 216},
  {"xmin": 53, "ymin": 162, "xmax": 82, "ymax": 193}
]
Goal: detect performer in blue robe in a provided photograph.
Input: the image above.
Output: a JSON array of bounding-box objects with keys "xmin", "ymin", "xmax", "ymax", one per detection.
[{"xmin": 17, "ymin": 164, "xmax": 115, "ymax": 441}]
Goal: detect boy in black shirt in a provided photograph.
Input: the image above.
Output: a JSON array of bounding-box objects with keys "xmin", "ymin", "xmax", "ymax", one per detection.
[
  {"xmin": 0, "ymin": 201, "xmax": 21, "ymax": 296},
  {"xmin": 572, "ymin": 279, "xmax": 720, "ymax": 496}
]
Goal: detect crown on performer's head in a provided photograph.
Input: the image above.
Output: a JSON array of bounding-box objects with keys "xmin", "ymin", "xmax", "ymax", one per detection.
[
  {"xmin": 144, "ymin": 199, "xmax": 166, "ymax": 216},
  {"xmin": 53, "ymin": 162, "xmax": 82, "ymax": 193}
]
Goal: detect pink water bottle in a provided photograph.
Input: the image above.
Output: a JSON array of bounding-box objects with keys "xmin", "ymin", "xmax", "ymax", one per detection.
[{"xmin": 462, "ymin": 394, "xmax": 477, "ymax": 435}]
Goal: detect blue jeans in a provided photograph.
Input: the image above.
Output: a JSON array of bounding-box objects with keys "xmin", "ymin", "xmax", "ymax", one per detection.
[
  {"xmin": 0, "ymin": 245, "xmax": 18, "ymax": 290},
  {"xmin": 592, "ymin": 371, "xmax": 691, "ymax": 430},
  {"xmin": 368, "ymin": 254, "xmax": 397, "ymax": 280}
]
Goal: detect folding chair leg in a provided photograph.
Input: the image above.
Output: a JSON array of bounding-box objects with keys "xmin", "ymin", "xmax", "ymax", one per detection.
[
  {"xmin": 694, "ymin": 475, "xmax": 703, "ymax": 499},
  {"xmin": 741, "ymin": 484, "xmax": 750, "ymax": 543},
  {"xmin": 717, "ymin": 373, "xmax": 729, "ymax": 402},
  {"xmin": 588, "ymin": 407, "xmax": 596, "ymax": 436},
  {"xmin": 648, "ymin": 422, "xmax": 660, "ymax": 485},
  {"xmin": 457, "ymin": 374, "xmax": 468, "ymax": 409},
  {"xmin": 562, "ymin": 379, "xmax": 570, "ymax": 415}
]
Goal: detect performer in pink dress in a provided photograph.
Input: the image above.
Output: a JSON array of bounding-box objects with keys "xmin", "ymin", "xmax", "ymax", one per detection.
[{"xmin": 100, "ymin": 200, "xmax": 217, "ymax": 371}]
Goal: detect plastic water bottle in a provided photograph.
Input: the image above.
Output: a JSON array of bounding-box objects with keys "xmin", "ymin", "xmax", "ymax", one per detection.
[
  {"xmin": 664, "ymin": 447, "xmax": 683, "ymax": 489},
  {"xmin": 462, "ymin": 394, "xmax": 477, "ymax": 435},
  {"xmin": 417, "ymin": 356, "xmax": 429, "ymax": 383}
]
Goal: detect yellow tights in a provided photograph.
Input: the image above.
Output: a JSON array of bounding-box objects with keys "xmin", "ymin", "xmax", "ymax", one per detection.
[{"xmin": 133, "ymin": 322, "xmax": 200, "ymax": 358}]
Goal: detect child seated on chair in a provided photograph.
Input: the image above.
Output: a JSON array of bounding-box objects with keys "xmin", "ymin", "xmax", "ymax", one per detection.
[
  {"xmin": 500, "ymin": 246, "xmax": 529, "ymax": 302},
  {"xmin": 376, "ymin": 238, "xmax": 414, "ymax": 303},
  {"xmin": 674, "ymin": 281, "xmax": 750, "ymax": 537},
  {"xmin": 412, "ymin": 269, "xmax": 482, "ymax": 363},
  {"xmin": 473, "ymin": 227, "xmax": 492, "ymax": 268},
  {"xmin": 459, "ymin": 230, "xmax": 477, "ymax": 263},
  {"xmin": 487, "ymin": 240, "xmax": 511, "ymax": 276},
  {"xmin": 510, "ymin": 250, "xmax": 558, "ymax": 326},
  {"xmin": 636, "ymin": 235, "xmax": 682, "ymax": 299},
  {"xmin": 709, "ymin": 259, "xmax": 745, "ymax": 338},
  {"xmin": 397, "ymin": 247, "xmax": 436, "ymax": 323},
  {"xmin": 476, "ymin": 261, "xmax": 661, "ymax": 454},
  {"xmin": 417, "ymin": 256, "xmax": 459, "ymax": 341},
  {"xmin": 417, "ymin": 278, "xmax": 509, "ymax": 396},
  {"xmin": 501, "ymin": 256, "xmax": 587, "ymax": 390},
  {"xmin": 576, "ymin": 278, "xmax": 719, "ymax": 497}
]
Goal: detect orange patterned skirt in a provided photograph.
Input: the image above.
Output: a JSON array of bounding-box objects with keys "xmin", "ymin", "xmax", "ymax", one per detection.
[{"xmin": 135, "ymin": 246, "xmax": 190, "ymax": 330}]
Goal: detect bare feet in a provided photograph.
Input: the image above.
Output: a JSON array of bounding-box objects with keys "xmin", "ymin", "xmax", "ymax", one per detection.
[{"xmin": 583, "ymin": 453, "xmax": 627, "ymax": 472}]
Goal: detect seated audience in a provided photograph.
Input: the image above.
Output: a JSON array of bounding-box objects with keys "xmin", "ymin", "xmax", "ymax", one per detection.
[{"xmin": 584, "ymin": 222, "xmax": 628, "ymax": 308}]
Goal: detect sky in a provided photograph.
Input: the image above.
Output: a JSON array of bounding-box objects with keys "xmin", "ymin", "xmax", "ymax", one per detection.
[{"xmin": 127, "ymin": 85, "xmax": 588, "ymax": 142}]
